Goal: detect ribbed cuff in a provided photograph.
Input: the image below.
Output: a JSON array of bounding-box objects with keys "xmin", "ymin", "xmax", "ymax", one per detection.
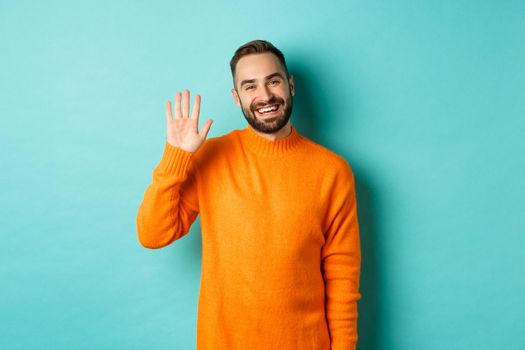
[{"xmin": 155, "ymin": 142, "xmax": 195, "ymax": 178}]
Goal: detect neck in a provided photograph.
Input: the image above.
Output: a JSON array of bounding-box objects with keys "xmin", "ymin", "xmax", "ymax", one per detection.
[{"xmin": 249, "ymin": 121, "xmax": 292, "ymax": 141}]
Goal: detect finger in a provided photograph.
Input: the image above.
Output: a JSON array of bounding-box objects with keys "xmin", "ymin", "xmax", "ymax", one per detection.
[
  {"xmin": 191, "ymin": 94, "xmax": 201, "ymax": 120},
  {"xmin": 182, "ymin": 89, "xmax": 190, "ymax": 118},
  {"xmin": 199, "ymin": 119, "xmax": 213, "ymax": 140},
  {"xmin": 166, "ymin": 101, "xmax": 172, "ymax": 122},
  {"xmin": 174, "ymin": 92, "xmax": 182, "ymax": 119}
]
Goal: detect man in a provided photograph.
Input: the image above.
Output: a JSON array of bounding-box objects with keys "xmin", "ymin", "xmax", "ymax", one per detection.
[{"xmin": 136, "ymin": 39, "xmax": 362, "ymax": 350}]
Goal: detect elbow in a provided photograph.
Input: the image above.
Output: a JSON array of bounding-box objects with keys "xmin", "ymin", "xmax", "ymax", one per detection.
[
  {"xmin": 137, "ymin": 234, "xmax": 166, "ymax": 249},
  {"xmin": 136, "ymin": 212, "xmax": 188, "ymax": 249},
  {"xmin": 136, "ymin": 223, "xmax": 173, "ymax": 249},
  {"xmin": 137, "ymin": 228, "xmax": 187, "ymax": 249}
]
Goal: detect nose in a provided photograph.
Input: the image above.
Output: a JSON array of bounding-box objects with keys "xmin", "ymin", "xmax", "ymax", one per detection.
[{"xmin": 259, "ymin": 85, "xmax": 272, "ymax": 102}]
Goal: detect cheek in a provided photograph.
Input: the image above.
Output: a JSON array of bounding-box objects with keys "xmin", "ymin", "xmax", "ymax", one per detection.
[
  {"xmin": 245, "ymin": 98, "xmax": 257, "ymax": 109},
  {"xmin": 277, "ymin": 91, "xmax": 290, "ymax": 102},
  {"xmin": 277, "ymin": 86, "xmax": 290, "ymax": 95},
  {"xmin": 237, "ymin": 94, "xmax": 250, "ymax": 108},
  {"xmin": 242, "ymin": 100, "xmax": 254, "ymax": 111}
]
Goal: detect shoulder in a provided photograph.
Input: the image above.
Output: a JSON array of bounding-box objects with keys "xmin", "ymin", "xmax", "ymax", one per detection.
[
  {"xmin": 300, "ymin": 139, "xmax": 359, "ymax": 210},
  {"xmin": 197, "ymin": 128, "xmax": 236, "ymax": 150},
  {"xmin": 191, "ymin": 129, "xmax": 240, "ymax": 166},
  {"xmin": 300, "ymin": 135, "xmax": 355, "ymax": 180},
  {"xmin": 203, "ymin": 129, "xmax": 236, "ymax": 146}
]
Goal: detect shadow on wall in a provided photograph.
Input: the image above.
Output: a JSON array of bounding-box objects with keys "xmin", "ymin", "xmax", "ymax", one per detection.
[{"xmin": 290, "ymin": 60, "xmax": 382, "ymax": 350}]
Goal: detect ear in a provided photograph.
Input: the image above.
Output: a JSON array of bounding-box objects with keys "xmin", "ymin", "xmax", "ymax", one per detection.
[
  {"xmin": 231, "ymin": 88, "xmax": 241, "ymax": 108},
  {"xmin": 288, "ymin": 75, "xmax": 295, "ymax": 96}
]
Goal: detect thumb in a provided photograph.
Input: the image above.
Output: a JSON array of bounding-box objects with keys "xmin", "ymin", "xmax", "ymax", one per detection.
[{"xmin": 200, "ymin": 119, "xmax": 213, "ymax": 140}]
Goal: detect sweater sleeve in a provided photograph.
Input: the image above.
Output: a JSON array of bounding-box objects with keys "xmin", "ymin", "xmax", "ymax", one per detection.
[
  {"xmin": 321, "ymin": 161, "xmax": 362, "ymax": 350},
  {"xmin": 136, "ymin": 142, "xmax": 200, "ymax": 249}
]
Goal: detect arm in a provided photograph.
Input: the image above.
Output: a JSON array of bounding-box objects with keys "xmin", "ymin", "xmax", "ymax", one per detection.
[
  {"xmin": 321, "ymin": 161, "xmax": 362, "ymax": 350},
  {"xmin": 136, "ymin": 89, "xmax": 213, "ymax": 249},
  {"xmin": 136, "ymin": 142, "xmax": 200, "ymax": 248}
]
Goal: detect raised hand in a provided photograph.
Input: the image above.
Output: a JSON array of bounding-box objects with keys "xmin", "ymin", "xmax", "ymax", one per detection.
[{"xmin": 165, "ymin": 89, "xmax": 213, "ymax": 153}]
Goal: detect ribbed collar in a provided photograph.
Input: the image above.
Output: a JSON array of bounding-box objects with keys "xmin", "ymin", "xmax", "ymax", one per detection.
[{"xmin": 238, "ymin": 124, "xmax": 307, "ymax": 156}]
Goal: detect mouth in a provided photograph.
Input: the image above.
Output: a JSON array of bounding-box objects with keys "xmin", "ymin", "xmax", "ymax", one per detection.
[{"xmin": 254, "ymin": 104, "xmax": 281, "ymax": 118}]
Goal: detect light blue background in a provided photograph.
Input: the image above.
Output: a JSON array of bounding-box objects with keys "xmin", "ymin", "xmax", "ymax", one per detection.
[{"xmin": 1, "ymin": 1, "xmax": 524, "ymax": 349}]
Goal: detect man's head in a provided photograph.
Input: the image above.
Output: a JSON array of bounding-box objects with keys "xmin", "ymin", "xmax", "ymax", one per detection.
[{"xmin": 230, "ymin": 40, "xmax": 295, "ymax": 134}]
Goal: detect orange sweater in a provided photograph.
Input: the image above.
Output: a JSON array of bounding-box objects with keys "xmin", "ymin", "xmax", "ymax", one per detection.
[{"xmin": 136, "ymin": 125, "xmax": 362, "ymax": 349}]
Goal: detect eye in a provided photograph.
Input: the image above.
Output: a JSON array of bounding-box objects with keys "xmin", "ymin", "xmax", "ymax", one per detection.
[
  {"xmin": 269, "ymin": 80, "xmax": 280, "ymax": 86},
  {"xmin": 245, "ymin": 85, "xmax": 255, "ymax": 91}
]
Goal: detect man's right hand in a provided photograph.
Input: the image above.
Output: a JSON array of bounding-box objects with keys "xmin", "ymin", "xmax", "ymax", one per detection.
[{"xmin": 165, "ymin": 89, "xmax": 213, "ymax": 153}]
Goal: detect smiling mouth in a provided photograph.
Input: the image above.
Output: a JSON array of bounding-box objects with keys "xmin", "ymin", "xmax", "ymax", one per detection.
[{"xmin": 255, "ymin": 104, "xmax": 280, "ymax": 116}]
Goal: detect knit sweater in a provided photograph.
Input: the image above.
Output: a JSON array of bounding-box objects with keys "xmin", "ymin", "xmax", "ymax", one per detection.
[{"xmin": 136, "ymin": 124, "xmax": 362, "ymax": 350}]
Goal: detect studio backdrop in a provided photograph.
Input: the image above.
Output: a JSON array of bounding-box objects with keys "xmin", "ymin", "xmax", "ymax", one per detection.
[{"xmin": 1, "ymin": 1, "xmax": 524, "ymax": 349}]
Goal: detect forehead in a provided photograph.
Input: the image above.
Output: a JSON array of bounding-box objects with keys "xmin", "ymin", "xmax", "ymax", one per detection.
[{"xmin": 235, "ymin": 52, "xmax": 286, "ymax": 82}]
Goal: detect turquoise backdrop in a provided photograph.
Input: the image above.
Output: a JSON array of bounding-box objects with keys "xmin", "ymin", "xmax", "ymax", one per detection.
[{"xmin": 1, "ymin": 1, "xmax": 524, "ymax": 349}]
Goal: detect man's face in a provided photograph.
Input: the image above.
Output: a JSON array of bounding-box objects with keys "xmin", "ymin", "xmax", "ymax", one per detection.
[{"xmin": 231, "ymin": 52, "xmax": 295, "ymax": 133}]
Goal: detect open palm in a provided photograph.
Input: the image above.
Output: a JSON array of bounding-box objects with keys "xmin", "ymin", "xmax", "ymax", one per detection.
[{"xmin": 165, "ymin": 89, "xmax": 213, "ymax": 153}]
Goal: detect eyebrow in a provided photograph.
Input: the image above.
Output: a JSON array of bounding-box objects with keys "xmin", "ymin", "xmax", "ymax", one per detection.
[{"xmin": 240, "ymin": 72, "xmax": 285, "ymax": 88}]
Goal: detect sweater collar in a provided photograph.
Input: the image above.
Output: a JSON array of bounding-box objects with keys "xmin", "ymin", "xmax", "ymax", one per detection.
[{"xmin": 239, "ymin": 124, "xmax": 306, "ymax": 156}]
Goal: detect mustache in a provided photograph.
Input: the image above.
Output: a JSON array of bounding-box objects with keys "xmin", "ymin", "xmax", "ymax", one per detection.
[{"xmin": 251, "ymin": 96, "xmax": 284, "ymax": 110}]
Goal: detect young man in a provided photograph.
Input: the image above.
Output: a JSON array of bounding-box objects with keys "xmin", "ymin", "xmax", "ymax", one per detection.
[{"xmin": 136, "ymin": 40, "xmax": 362, "ymax": 350}]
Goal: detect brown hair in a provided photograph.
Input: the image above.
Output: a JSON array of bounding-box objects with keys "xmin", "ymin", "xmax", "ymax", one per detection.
[{"xmin": 230, "ymin": 39, "xmax": 290, "ymax": 86}]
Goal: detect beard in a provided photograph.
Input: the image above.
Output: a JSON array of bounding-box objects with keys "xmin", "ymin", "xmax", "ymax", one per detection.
[{"xmin": 239, "ymin": 91, "xmax": 293, "ymax": 134}]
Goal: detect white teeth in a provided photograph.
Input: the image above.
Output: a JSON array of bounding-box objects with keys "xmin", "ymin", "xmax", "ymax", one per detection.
[{"xmin": 257, "ymin": 105, "xmax": 278, "ymax": 113}]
